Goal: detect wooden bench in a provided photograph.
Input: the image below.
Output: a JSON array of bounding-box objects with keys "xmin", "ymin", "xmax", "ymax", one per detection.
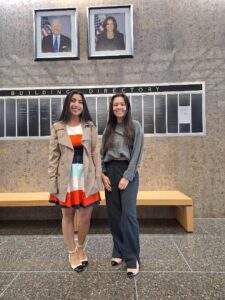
[{"xmin": 0, "ymin": 191, "xmax": 193, "ymax": 232}]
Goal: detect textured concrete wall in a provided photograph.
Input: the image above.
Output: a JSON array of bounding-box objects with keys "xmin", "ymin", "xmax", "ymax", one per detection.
[{"xmin": 0, "ymin": 0, "xmax": 225, "ymax": 218}]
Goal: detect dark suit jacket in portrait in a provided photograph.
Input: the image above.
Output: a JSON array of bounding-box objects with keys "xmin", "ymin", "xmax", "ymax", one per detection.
[
  {"xmin": 42, "ymin": 34, "xmax": 71, "ymax": 53},
  {"xmin": 96, "ymin": 31, "xmax": 125, "ymax": 51}
]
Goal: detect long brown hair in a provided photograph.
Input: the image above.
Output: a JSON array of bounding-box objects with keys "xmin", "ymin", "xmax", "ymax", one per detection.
[
  {"xmin": 103, "ymin": 16, "xmax": 118, "ymax": 34},
  {"xmin": 59, "ymin": 90, "xmax": 93, "ymax": 124},
  {"xmin": 103, "ymin": 93, "xmax": 135, "ymax": 151}
]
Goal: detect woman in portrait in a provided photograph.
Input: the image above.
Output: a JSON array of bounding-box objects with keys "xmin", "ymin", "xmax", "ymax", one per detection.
[
  {"xmin": 101, "ymin": 93, "xmax": 144, "ymax": 278},
  {"xmin": 48, "ymin": 90, "xmax": 101, "ymax": 272},
  {"xmin": 96, "ymin": 16, "xmax": 125, "ymax": 51}
]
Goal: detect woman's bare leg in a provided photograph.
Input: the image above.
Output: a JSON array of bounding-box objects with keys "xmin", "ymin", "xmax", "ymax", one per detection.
[
  {"xmin": 77, "ymin": 206, "xmax": 93, "ymax": 260},
  {"xmin": 61, "ymin": 207, "xmax": 81, "ymax": 267}
]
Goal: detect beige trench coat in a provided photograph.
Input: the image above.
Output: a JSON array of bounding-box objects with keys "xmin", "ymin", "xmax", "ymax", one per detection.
[{"xmin": 48, "ymin": 121, "xmax": 102, "ymax": 202}]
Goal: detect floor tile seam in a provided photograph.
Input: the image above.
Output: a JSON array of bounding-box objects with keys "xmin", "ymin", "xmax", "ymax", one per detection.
[
  {"xmin": 140, "ymin": 234, "xmax": 177, "ymax": 237},
  {"xmin": 2, "ymin": 233, "xmax": 225, "ymax": 238},
  {"xmin": 170, "ymin": 236, "xmax": 193, "ymax": 272},
  {"xmin": 202, "ymin": 234, "xmax": 225, "ymax": 239},
  {"xmin": 0, "ymin": 236, "xmax": 65, "ymax": 239},
  {"xmin": 86, "ymin": 234, "xmax": 112, "ymax": 237},
  {"xmin": 2, "ymin": 235, "xmax": 225, "ymax": 245},
  {"xmin": 1, "ymin": 270, "xmax": 225, "ymax": 274},
  {"xmin": 88, "ymin": 234, "xmax": 178, "ymax": 238},
  {"xmin": 0, "ymin": 234, "xmax": 194, "ymax": 239},
  {"xmin": 0, "ymin": 236, "xmax": 172, "ymax": 240},
  {"xmin": 134, "ymin": 277, "xmax": 139, "ymax": 300},
  {"xmin": 173, "ymin": 235, "xmax": 225, "ymax": 240},
  {"xmin": 135, "ymin": 271, "xmax": 225, "ymax": 274},
  {"xmin": 0, "ymin": 272, "xmax": 20, "ymax": 298},
  {"xmin": 141, "ymin": 234, "xmax": 225, "ymax": 238},
  {"xmin": 195, "ymin": 218, "xmax": 225, "ymax": 220},
  {"xmin": 192, "ymin": 234, "xmax": 225, "ymax": 238},
  {"xmin": 0, "ymin": 270, "xmax": 128, "ymax": 274},
  {"xmin": 133, "ymin": 271, "xmax": 225, "ymax": 274},
  {"xmin": 207, "ymin": 235, "xmax": 225, "ymax": 239}
]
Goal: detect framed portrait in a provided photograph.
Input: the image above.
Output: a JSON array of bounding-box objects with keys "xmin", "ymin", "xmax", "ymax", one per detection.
[
  {"xmin": 87, "ymin": 5, "xmax": 134, "ymax": 59},
  {"xmin": 33, "ymin": 8, "xmax": 79, "ymax": 61}
]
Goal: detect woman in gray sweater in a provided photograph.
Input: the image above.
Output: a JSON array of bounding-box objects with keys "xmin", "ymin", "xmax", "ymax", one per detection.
[{"xmin": 101, "ymin": 93, "xmax": 144, "ymax": 278}]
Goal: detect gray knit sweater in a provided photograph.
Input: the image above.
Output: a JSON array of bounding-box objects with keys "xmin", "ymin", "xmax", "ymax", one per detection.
[{"xmin": 101, "ymin": 120, "xmax": 144, "ymax": 181}]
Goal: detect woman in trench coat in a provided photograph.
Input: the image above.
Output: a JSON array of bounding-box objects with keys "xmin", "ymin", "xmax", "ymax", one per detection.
[{"xmin": 48, "ymin": 90, "xmax": 101, "ymax": 272}]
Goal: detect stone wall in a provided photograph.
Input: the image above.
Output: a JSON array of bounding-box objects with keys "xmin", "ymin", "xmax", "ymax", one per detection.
[{"xmin": 0, "ymin": 0, "xmax": 224, "ymax": 218}]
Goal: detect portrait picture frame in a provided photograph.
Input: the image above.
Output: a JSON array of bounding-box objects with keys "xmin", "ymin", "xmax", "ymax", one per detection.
[
  {"xmin": 33, "ymin": 8, "xmax": 79, "ymax": 61},
  {"xmin": 87, "ymin": 5, "xmax": 134, "ymax": 59}
]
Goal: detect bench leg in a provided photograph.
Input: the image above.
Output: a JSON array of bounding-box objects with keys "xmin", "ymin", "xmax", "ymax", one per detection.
[
  {"xmin": 74, "ymin": 210, "xmax": 79, "ymax": 233},
  {"xmin": 175, "ymin": 206, "xmax": 193, "ymax": 233}
]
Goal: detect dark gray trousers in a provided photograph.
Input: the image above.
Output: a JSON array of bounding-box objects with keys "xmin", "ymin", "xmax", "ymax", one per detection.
[{"xmin": 105, "ymin": 160, "xmax": 140, "ymax": 268}]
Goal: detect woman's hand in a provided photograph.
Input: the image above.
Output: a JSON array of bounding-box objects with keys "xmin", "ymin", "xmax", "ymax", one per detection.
[
  {"xmin": 118, "ymin": 177, "xmax": 129, "ymax": 190},
  {"xmin": 102, "ymin": 174, "xmax": 112, "ymax": 192}
]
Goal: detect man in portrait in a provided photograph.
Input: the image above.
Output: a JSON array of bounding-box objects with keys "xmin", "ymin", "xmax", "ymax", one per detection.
[{"xmin": 42, "ymin": 18, "xmax": 71, "ymax": 53}]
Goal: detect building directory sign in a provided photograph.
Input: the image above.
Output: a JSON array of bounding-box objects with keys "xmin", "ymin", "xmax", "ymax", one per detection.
[{"xmin": 0, "ymin": 83, "xmax": 205, "ymax": 138}]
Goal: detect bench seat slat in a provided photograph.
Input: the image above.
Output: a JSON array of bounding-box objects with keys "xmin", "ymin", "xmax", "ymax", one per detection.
[
  {"xmin": 99, "ymin": 191, "xmax": 192, "ymax": 206},
  {"xmin": 0, "ymin": 191, "xmax": 193, "ymax": 232},
  {"xmin": 0, "ymin": 193, "xmax": 50, "ymax": 207}
]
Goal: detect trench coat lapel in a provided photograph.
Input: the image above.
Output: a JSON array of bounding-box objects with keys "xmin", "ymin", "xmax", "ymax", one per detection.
[
  {"xmin": 54, "ymin": 121, "xmax": 92, "ymax": 151},
  {"xmin": 81, "ymin": 122, "xmax": 91, "ymax": 154},
  {"xmin": 55, "ymin": 122, "xmax": 73, "ymax": 150}
]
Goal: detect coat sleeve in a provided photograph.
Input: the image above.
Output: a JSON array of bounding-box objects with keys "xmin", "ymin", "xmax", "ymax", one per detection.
[
  {"xmin": 91, "ymin": 125, "xmax": 102, "ymax": 190},
  {"xmin": 100, "ymin": 128, "xmax": 107, "ymax": 174},
  {"xmin": 48, "ymin": 125, "xmax": 60, "ymax": 194}
]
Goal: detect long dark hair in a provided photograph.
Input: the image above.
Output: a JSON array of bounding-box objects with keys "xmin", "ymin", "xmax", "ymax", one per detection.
[
  {"xmin": 103, "ymin": 16, "xmax": 118, "ymax": 34},
  {"xmin": 59, "ymin": 90, "xmax": 93, "ymax": 124},
  {"xmin": 103, "ymin": 93, "xmax": 135, "ymax": 151}
]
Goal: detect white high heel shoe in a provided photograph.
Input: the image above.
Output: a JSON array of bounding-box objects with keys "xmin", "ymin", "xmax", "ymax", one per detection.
[
  {"xmin": 111, "ymin": 258, "xmax": 123, "ymax": 267},
  {"xmin": 68, "ymin": 249, "xmax": 84, "ymax": 272},
  {"xmin": 127, "ymin": 260, "xmax": 139, "ymax": 279},
  {"xmin": 76, "ymin": 244, "xmax": 88, "ymax": 267}
]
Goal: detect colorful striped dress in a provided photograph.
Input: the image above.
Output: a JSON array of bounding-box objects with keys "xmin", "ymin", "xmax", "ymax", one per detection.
[{"xmin": 49, "ymin": 124, "xmax": 100, "ymax": 208}]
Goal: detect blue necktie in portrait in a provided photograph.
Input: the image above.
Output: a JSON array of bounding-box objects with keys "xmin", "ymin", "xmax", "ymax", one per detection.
[{"xmin": 54, "ymin": 36, "xmax": 58, "ymax": 52}]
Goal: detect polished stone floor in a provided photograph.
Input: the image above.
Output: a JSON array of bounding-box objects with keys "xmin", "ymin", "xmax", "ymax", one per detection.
[{"xmin": 0, "ymin": 218, "xmax": 225, "ymax": 299}]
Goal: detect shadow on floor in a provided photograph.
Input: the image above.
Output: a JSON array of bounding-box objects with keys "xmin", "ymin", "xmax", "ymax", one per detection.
[{"xmin": 0, "ymin": 218, "xmax": 185, "ymax": 236}]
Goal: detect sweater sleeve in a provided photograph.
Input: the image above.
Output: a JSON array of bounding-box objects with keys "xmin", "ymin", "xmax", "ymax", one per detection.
[
  {"xmin": 91, "ymin": 125, "xmax": 102, "ymax": 189},
  {"xmin": 123, "ymin": 121, "xmax": 144, "ymax": 181}
]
